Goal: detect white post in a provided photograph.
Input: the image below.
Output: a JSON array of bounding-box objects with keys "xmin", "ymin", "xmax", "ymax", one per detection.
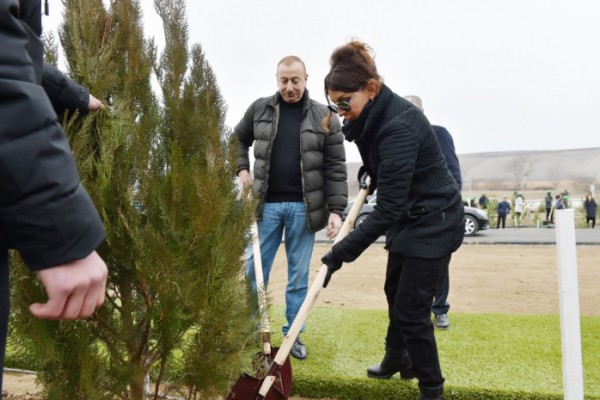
[{"xmin": 554, "ymin": 209, "xmax": 584, "ymax": 400}]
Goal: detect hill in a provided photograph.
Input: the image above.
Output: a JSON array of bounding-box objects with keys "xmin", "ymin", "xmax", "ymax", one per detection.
[{"xmin": 346, "ymin": 147, "xmax": 600, "ymax": 197}]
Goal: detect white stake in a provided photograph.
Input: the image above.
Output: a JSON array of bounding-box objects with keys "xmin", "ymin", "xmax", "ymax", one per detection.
[{"xmin": 554, "ymin": 209, "xmax": 584, "ymax": 400}]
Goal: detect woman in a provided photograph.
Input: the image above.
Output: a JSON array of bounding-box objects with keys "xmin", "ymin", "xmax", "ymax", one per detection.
[
  {"xmin": 584, "ymin": 194, "xmax": 597, "ymax": 228},
  {"xmin": 320, "ymin": 41, "xmax": 464, "ymax": 400}
]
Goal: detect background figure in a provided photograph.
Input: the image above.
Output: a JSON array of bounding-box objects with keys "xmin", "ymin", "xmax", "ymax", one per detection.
[
  {"xmin": 470, "ymin": 196, "xmax": 477, "ymax": 208},
  {"xmin": 562, "ymin": 189, "xmax": 570, "ymax": 208},
  {"xmin": 544, "ymin": 190, "xmax": 553, "ymax": 223},
  {"xmin": 555, "ymin": 194, "xmax": 566, "ymax": 210},
  {"xmin": 235, "ymin": 55, "xmax": 347, "ymax": 360},
  {"xmin": 405, "ymin": 95, "xmax": 461, "ymax": 331},
  {"xmin": 584, "ymin": 194, "xmax": 597, "ymax": 228},
  {"xmin": 478, "ymin": 193, "xmax": 489, "ymax": 209},
  {"xmin": 321, "ymin": 41, "xmax": 464, "ymax": 400},
  {"xmin": 514, "ymin": 193, "xmax": 525, "ymax": 226},
  {"xmin": 1, "ymin": 0, "xmax": 108, "ymax": 392},
  {"xmin": 497, "ymin": 196, "xmax": 511, "ymax": 228}
]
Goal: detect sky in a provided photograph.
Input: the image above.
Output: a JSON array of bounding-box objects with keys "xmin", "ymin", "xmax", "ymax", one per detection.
[{"xmin": 43, "ymin": 0, "xmax": 600, "ymax": 162}]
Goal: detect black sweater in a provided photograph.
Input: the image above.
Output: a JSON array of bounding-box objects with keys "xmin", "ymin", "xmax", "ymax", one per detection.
[{"xmin": 266, "ymin": 97, "xmax": 303, "ymax": 202}]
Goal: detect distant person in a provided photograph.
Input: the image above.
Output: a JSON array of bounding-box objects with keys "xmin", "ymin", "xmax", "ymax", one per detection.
[
  {"xmin": 562, "ymin": 189, "xmax": 570, "ymax": 208},
  {"xmin": 1, "ymin": 0, "xmax": 108, "ymax": 392},
  {"xmin": 470, "ymin": 196, "xmax": 477, "ymax": 208},
  {"xmin": 514, "ymin": 193, "xmax": 525, "ymax": 226},
  {"xmin": 544, "ymin": 190, "xmax": 553, "ymax": 223},
  {"xmin": 584, "ymin": 194, "xmax": 597, "ymax": 228},
  {"xmin": 235, "ymin": 55, "xmax": 348, "ymax": 360},
  {"xmin": 497, "ymin": 196, "xmax": 511, "ymax": 228},
  {"xmin": 405, "ymin": 94, "xmax": 462, "ymax": 331},
  {"xmin": 478, "ymin": 193, "xmax": 489, "ymax": 210},
  {"xmin": 555, "ymin": 194, "xmax": 566, "ymax": 210},
  {"xmin": 320, "ymin": 40, "xmax": 464, "ymax": 400}
]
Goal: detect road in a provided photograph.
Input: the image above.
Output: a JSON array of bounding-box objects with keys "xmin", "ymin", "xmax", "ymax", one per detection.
[{"xmin": 315, "ymin": 226, "xmax": 600, "ymax": 245}]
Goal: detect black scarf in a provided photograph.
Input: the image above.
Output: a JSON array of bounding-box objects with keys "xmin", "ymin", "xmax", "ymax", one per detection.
[{"xmin": 341, "ymin": 99, "xmax": 375, "ymax": 142}]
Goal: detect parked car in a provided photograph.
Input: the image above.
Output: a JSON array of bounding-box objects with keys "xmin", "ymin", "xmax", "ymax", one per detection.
[{"xmin": 342, "ymin": 196, "xmax": 489, "ymax": 236}]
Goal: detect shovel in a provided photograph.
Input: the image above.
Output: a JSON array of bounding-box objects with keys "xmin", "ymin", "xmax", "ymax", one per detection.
[
  {"xmin": 226, "ymin": 222, "xmax": 292, "ymax": 400},
  {"xmin": 227, "ymin": 180, "xmax": 371, "ymax": 400}
]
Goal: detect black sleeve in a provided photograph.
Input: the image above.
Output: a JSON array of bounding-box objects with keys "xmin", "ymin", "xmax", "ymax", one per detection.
[
  {"xmin": 42, "ymin": 61, "xmax": 90, "ymax": 117},
  {"xmin": 234, "ymin": 101, "xmax": 257, "ymax": 174},
  {"xmin": 433, "ymin": 126, "xmax": 462, "ymax": 191},
  {"xmin": 0, "ymin": 0, "xmax": 105, "ymax": 270}
]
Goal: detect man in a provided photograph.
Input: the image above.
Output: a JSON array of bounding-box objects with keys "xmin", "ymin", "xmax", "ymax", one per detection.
[
  {"xmin": 478, "ymin": 193, "xmax": 489, "ymax": 209},
  {"xmin": 405, "ymin": 95, "xmax": 461, "ymax": 330},
  {"xmin": 1, "ymin": 0, "xmax": 108, "ymax": 391},
  {"xmin": 497, "ymin": 196, "xmax": 511, "ymax": 228},
  {"xmin": 236, "ymin": 56, "xmax": 347, "ymax": 359}
]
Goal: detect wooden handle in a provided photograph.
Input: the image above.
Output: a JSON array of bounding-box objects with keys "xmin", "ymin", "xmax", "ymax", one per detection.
[
  {"xmin": 251, "ymin": 222, "xmax": 272, "ymax": 355},
  {"xmin": 257, "ymin": 179, "xmax": 371, "ymax": 396}
]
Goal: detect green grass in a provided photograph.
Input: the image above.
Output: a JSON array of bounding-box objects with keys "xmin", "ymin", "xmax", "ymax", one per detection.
[{"xmin": 266, "ymin": 306, "xmax": 600, "ymax": 399}]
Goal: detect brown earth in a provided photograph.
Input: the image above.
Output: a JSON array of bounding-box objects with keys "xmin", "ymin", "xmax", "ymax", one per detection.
[{"xmin": 4, "ymin": 243, "xmax": 599, "ymax": 399}]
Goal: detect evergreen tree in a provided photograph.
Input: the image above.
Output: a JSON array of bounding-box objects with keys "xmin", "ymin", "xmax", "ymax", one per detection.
[{"xmin": 10, "ymin": 1, "xmax": 255, "ymax": 399}]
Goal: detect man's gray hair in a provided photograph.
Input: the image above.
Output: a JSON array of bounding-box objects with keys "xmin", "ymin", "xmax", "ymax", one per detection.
[
  {"xmin": 404, "ymin": 95, "xmax": 423, "ymax": 110},
  {"xmin": 277, "ymin": 55, "xmax": 306, "ymax": 73}
]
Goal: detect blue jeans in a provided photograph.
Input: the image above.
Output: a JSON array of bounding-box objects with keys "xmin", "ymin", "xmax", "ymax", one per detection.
[{"xmin": 245, "ymin": 202, "xmax": 315, "ymax": 335}]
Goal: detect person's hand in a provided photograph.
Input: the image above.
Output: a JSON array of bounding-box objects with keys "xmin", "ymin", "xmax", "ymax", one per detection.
[
  {"xmin": 357, "ymin": 166, "xmax": 376, "ymax": 194},
  {"xmin": 30, "ymin": 251, "xmax": 108, "ymax": 320},
  {"xmin": 359, "ymin": 170, "xmax": 369, "ymax": 190},
  {"xmin": 238, "ymin": 169, "xmax": 253, "ymax": 189},
  {"xmin": 326, "ymin": 213, "xmax": 342, "ymax": 239},
  {"xmin": 321, "ymin": 250, "xmax": 343, "ymax": 288},
  {"xmin": 88, "ymin": 94, "xmax": 105, "ymax": 111}
]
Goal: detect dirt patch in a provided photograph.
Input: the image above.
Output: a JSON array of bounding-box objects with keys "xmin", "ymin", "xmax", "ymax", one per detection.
[
  {"xmin": 271, "ymin": 243, "xmax": 599, "ymax": 316},
  {"xmin": 4, "ymin": 243, "xmax": 599, "ymax": 398}
]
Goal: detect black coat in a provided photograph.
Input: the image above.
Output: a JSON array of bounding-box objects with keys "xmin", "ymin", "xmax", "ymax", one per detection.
[
  {"xmin": 42, "ymin": 62, "xmax": 91, "ymax": 117},
  {"xmin": 1, "ymin": 1, "xmax": 105, "ymax": 385},
  {"xmin": 1, "ymin": 0, "xmax": 105, "ymax": 270},
  {"xmin": 333, "ymin": 85, "xmax": 464, "ymax": 261}
]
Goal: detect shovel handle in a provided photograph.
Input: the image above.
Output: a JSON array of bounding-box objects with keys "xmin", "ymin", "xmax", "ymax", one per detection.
[
  {"xmin": 257, "ymin": 179, "xmax": 371, "ymax": 398},
  {"xmin": 251, "ymin": 222, "xmax": 272, "ymax": 355}
]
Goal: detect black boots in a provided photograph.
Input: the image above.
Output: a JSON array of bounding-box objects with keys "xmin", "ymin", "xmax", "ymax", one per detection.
[
  {"xmin": 419, "ymin": 383, "xmax": 444, "ymax": 400},
  {"xmin": 366, "ymin": 346, "xmax": 415, "ymax": 379}
]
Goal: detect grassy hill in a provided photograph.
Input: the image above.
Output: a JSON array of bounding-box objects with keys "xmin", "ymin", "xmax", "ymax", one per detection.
[{"xmin": 346, "ymin": 147, "xmax": 600, "ymax": 202}]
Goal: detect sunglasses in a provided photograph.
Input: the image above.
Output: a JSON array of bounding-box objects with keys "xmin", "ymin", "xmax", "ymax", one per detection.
[{"xmin": 325, "ymin": 85, "xmax": 365, "ymax": 114}]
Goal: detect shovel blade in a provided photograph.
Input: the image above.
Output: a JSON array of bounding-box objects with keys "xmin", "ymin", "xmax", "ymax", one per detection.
[{"xmin": 226, "ymin": 347, "xmax": 292, "ymax": 400}]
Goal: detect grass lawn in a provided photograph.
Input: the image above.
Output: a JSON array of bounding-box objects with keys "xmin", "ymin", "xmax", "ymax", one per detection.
[{"xmin": 267, "ymin": 306, "xmax": 600, "ymax": 400}]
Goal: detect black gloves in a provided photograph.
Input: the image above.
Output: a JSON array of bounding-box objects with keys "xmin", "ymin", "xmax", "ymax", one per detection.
[
  {"xmin": 321, "ymin": 250, "xmax": 343, "ymax": 288},
  {"xmin": 357, "ymin": 166, "xmax": 376, "ymax": 195}
]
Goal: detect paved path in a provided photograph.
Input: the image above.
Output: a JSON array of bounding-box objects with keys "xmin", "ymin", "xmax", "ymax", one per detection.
[{"xmin": 315, "ymin": 227, "xmax": 600, "ymax": 245}]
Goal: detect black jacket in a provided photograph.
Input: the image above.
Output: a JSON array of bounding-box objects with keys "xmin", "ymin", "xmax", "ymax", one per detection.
[
  {"xmin": 42, "ymin": 61, "xmax": 91, "ymax": 117},
  {"xmin": 1, "ymin": 0, "xmax": 105, "ymax": 270},
  {"xmin": 235, "ymin": 91, "xmax": 347, "ymax": 232},
  {"xmin": 333, "ymin": 85, "xmax": 464, "ymax": 261}
]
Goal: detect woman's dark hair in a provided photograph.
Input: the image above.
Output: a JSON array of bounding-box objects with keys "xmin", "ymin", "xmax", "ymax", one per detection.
[
  {"xmin": 324, "ymin": 40, "xmax": 382, "ymax": 93},
  {"xmin": 321, "ymin": 40, "xmax": 383, "ymax": 132}
]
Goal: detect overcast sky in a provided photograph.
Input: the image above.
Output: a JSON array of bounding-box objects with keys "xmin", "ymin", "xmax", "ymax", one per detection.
[{"xmin": 44, "ymin": 0, "xmax": 600, "ymax": 162}]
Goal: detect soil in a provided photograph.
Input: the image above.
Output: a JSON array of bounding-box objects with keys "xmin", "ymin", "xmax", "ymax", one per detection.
[{"xmin": 4, "ymin": 243, "xmax": 599, "ymax": 399}]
